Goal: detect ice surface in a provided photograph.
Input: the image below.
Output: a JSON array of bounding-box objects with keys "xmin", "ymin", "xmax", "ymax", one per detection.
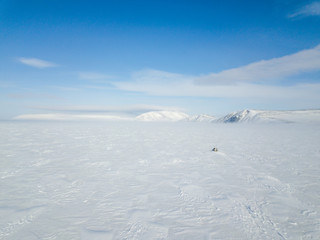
[{"xmin": 0, "ymin": 121, "xmax": 319, "ymax": 239}]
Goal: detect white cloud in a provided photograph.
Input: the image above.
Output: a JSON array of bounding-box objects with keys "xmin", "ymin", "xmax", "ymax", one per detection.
[
  {"xmin": 115, "ymin": 75, "xmax": 320, "ymax": 109},
  {"xmin": 17, "ymin": 57, "xmax": 58, "ymax": 68},
  {"xmin": 51, "ymin": 86, "xmax": 80, "ymax": 91},
  {"xmin": 77, "ymin": 72, "xmax": 114, "ymax": 81},
  {"xmin": 8, "ymin": 93, "xmax": 62, "ymax": 100},
  {"xmin": 112, "ymin": 45, "xmax": 320, "ymax": 106},
  {"xmin": 13, "ymin": 104, "xmax": 185, "ymax": 121},
  {"xmin": 32, "ymin": 104, "xmax": 183, "ymax": 115},
  {"xmin": 196, "ymin": 44, "xmax": 320, "ymax": 85},
  {"xmin": 114, "ymin": 69, "xmax": 193, "ymax": 95},
  {"xmin": 131, "ymin": 69, "xmax": 193, "ymax": 83},
  {"xmin": 13, "ymin": 113, "xmax": 133, "ymax": 121},
  {"xmin": 114, "ymin": 45, "xmax": 320, "ymax": 93},
  {"xmin": 288, "ymin": 1, "xmax": 320, "ymax": 18},
  {"xmin": 115, "ymin": 76, "xmax": 320, "ymax": 100}
]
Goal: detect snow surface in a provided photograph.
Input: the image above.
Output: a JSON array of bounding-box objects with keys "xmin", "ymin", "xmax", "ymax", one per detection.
[{"xmin": 0, "ymin": 121, "xmax": 320, "ymax": 239}]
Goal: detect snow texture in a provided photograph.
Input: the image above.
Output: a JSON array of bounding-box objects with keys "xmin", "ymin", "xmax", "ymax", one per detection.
[{"xmin": 0, "ymin": 121, "xmax": 320, "ymax": 239}]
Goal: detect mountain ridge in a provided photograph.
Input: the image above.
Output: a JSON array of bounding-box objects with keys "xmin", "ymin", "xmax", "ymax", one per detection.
[
  {"xmin": 216, "ymin": 109, "xmax": 320, "ymax": 123},
  {"xmin": 13, "ymin": 109, "xmax": 320, "ymax": 123},
  {"xmin": 135, "ymin": 109, "xmax": 320, "ymax": 123}
]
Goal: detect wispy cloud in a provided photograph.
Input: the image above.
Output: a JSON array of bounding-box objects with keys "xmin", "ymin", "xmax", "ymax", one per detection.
[
  {"xmin": 115, "ymin": 75, "xmax": 320, "ymax": 100},
  {"xmin": 13, "ymin": 113, "xmax": 133, "ymax": 121},
  {"xmin": 114, "ymin": 45, "xmax": 320, "ymax": 91},
  {"xmin": 112, "ymin": 45, "xmax": 320, "ymax": 106},
  {"xmin": 51, "ymin": 86, "xmax": 81, "ymax": 91},
  {"xmin": 0, "ymin": 81, "xmax": 16, "ymax": 88},
  {"xmin": 77, "ymin": 72, "xmax": 114, "ymax": 81},
  {"xmin": 196, "ymin": 44, "xmax": 320, "ymax": 85},
  {"xmin": 32, "ymin": 104, "xmax": 183, "ymax": 116},
  {"xmin": 8, "ymin": 93, "xmax": 62, "ymax": 100},
  {"xmin": 17, "ymin": 57, "xmax": 58, "ymax": 68},
  {"xmin": 14, "ymin": 104, "xmax": 184, "ymax": 121},
  {"xmin": 288, "ymin": 1, "xmax": 320, "ymax": 18}
]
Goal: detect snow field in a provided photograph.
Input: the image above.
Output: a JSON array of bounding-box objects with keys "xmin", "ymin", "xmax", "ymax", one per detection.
[{"xmin": 0, "ymin": 121, "xmax": 319, "ymax": 239}]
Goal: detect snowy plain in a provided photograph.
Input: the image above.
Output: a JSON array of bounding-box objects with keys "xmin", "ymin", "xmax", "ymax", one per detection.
[{"xmin": 0, "ymin": 121, "xmax": 319, "ymax": 239}]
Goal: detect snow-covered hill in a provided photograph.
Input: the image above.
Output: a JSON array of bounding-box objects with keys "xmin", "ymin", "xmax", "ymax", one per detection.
[
  {"xmin": 136, "ymin": 111, "xmax": 217, "ymax": 122},
  {"xmin": 13, "ymin": 109, "xmax": 320, "ymax": 124},
  {"xmin": 136, "ymin": 109, "xmax": 320, "ymax": 124},
  {"xmin": 217, "ymin": 109, "xmax": 258, "ymax": 123},
  {"xmin": 136, "ymin": 111, "xmax": 190, "ymax": 121},
  {"xmin": 188, "ymin": 114, "xmax": 217, "ymax": 122},
  {"xmin": 217, "ymin": 109, "xmax": 320, "ymax": 123}
]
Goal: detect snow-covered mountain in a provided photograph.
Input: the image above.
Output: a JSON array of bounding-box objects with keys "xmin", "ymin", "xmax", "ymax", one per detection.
[
  {"xmin": 14, "ymin": 109, "xmax": 320, "ymax": 123},
  {"xmin": 136, "ymin": 111, "xmax": 217, "ymax": 122},
  {"xmin": 217, "ymin": 109, "xmax": 260, "ymax": 123},
  {"xmin": 188, "ymin": 114, "xmax": 217, "ymax": 122},
  {"xmin": 217, "ymin": 109, "xmax": 320, "ymax": 123},
  {"xmin": 136, "ymin": 111, "xmax": 190, "ymax": 121},
  {"xmin": 136, "ymin": 109, "xmax": 320, "ymax": 123}
]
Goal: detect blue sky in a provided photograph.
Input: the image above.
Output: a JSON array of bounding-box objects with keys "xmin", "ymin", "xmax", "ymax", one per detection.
[{"xmin": 0, "ymin": 0, "xmax": 320, "ymax": 120}]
